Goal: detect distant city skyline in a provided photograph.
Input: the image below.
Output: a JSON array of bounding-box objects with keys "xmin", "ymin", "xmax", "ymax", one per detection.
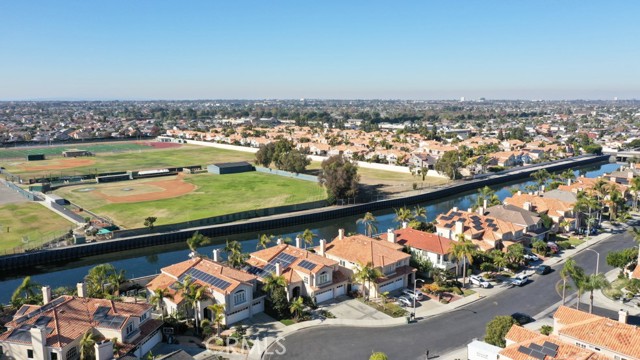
[{"xmin": 1, "ymin": 1, "xmax": 639, "ymax": 101}]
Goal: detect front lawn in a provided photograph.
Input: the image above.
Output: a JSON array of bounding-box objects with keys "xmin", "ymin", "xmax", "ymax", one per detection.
[
  {"xmin": 357, "ymin": 297, "xmax": 408, "ymax": 318},
  {"xmin": 603, "ymin": 278, "xmax": 628, "ymax": 300}
]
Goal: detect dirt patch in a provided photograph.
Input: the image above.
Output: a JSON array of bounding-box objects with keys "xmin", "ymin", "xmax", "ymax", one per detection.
[
  {"xmin": 19, "ymin": 158, "xmax": 96, "ymax": 171},
  {"xmin": 98, "ymin": 176, "xmax": 196, "ymax": 203},
  {"xmin": 138, "ymin": 141, "xmax": 183, "ymax": 149}
]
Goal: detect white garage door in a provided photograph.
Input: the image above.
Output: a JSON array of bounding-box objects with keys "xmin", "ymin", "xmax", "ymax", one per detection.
[
  {"xmin": 226, "ymin": 307, "xmax": 250, "ymax": 325},
  {"xmin": 252, "ymin": 299, "xmax": 264, "ymax": 314},
  {"xmin": 334, "ymin": 284, "xmax": 346, "ymax": 297},
  {"xmin": 315, "ymin": 289, "xmax": 334, "ymax": 304},
  {"xmin": 379, "ymin": 277, "xmax": 404, "ymax": 293}
]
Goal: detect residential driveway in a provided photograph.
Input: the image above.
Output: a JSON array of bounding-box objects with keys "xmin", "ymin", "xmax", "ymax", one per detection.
[{"xmin": 320, "ymin": 297, "xmax": 391, "ymax": 320}]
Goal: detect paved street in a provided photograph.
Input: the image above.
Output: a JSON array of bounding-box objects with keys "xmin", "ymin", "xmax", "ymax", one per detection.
[{"xmin": 264, "ymin": 227, "xmax": 638, "ymax": 360}]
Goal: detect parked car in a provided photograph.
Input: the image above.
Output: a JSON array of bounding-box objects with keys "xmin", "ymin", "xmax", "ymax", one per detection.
[
  {"xmin": 469, "ymin": 275, "xmax": 491, "ymax": 288},
  {"xmin": 396, "ymin": 296, "xmax": 412, "ymax": 307},
  {"xmin": 402, "ymin": 288, "xmax": 424, "ymax": 301},
  {"xmin": 546, "ymin": 242, "xmax": 559, "ymax": 253},
  {"xmin": 535, "ymin": 265, "xmax": 551, "ymax": 275},
  {"xmin": 511, "ymin": 274, "xmax": 529, "ymax": 286},
  {"xmin": 523, "ymin": 253, "xmax": 539, "ymax": 262},
  {"xmin": 511, "ymin": 312, "xmax": 535, "ymax": 325}
]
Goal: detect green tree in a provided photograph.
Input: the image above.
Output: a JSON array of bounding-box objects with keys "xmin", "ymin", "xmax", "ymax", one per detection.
[
  {"xmin": 186, "ymin": 231, "xmax": 211, "ymax": 256},
  {"xmin": 85, "ymin": 264, "xmax": 118, "ymax": 298},
  {"xmin": 299, "ymin": 229, "xmax": 317, "ymax": 249},
  {"xmin": 149, "ymin": 288, "xmax": 173, "ymax": 321},
  {"xmin": 224, "ymin": 240, "xmax": 248, "ymax": 269},
  {"xmin": 630, "ymin": 177, "xmax": 640, "ymax": 211},
  {"xmin": 144, "ymin": 216, "xmax": 157, "ymax": 230},
  {"xmin": 484, "ymin": 315, "xmax": 518, "ymax": 348},
  {"xmin": 505, "ymin": 243, "xmax": 525, "ymax": 268},
  {"xmin": 394, "ymin": 206, "xmax": 414, "ymax": 226},
  {"xmin": 449, "ymin": 239, "xmax": 476, "ymax": 287},
  {"xmin": 560, "ymin": 258, "xmax": 577, "ymax": 305},
  {"xmin": 353, "ymin": 262, "xmax": 383, "ymax": 301},
  {"xmin": 80, "ymin": 330, "xmax": 98, "ymax": 360},
  {"xmin": 530, "ymin": 169, "xmax": 551, "ymax": 191},
  {"xmin": 318, "ymin": 155, "xmax": 360, "ymax": 204},
  {"xmin": 532, "ymin": 240, "xmax": 548, "ymax": 256},
  {"xmin": 606, "ymin": 247, "xmax": 638, "ymax": 270},
  {"xmin": 369, "ymin": 352, "xmax": 389, "ymax": 360},
  {"xmin": 206, "ymin": 303, "xmax": 226, "ymax": 337},
  {"xmin": 255, "ymin": 143, "xmax": 276, "ymax": 167},
  {"xmin": 263, "ymin": 274, "xmax": 289, "ymax": 318},
  {"xmin": 10, "ymin": 276, "xmax": 41, "ymax": 308},
  {"xmin": 277, "ymin": 149, "xmax": 310, "ymax": 173},
  {"xmin": 582, "ymin": 273, "xmax": 610, "ymax": 314},
  {"xmin": 258, "ymin": 234, "xmax": 274, "ymax": 250},
  {"xmin": 184, "ymin": 283, "xmax": 206, "ymax": 334},
  {"xmin": 289, "ymin": 296, "xmax": 305, "ymax": 321},
  {"xmin": 357, "ymin": 212, "xmax": 379, "ymax": 237},
  {"xmin": 107, "ymin": 269, "xmax": 127, "ymax": 296},
  {"xmin": 435, "ymin": 150, "xmax": 463, "ymax": 179}
]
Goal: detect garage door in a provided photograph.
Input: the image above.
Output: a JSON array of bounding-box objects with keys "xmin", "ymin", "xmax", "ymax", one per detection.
[
  {"xmin": 252, "ymin": 299, "xmax": 264, "ymax": 314},
  {"xmin": 315, "ymin": 289, "xmax": 334, "ymax": 304},
  {"xmin": 334, "ymin": 284, "xmax": 346, "ymax": 297},
  {"xmin": 379, "ymin": 277, "xmax": 404, "ymax": 293},
  {"xmin": 226, "ymin": 307, "xmax": 250, "ymax": 325}
]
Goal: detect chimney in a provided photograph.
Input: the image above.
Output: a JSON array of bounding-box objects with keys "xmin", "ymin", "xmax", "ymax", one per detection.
[
  {"xmin": 619, "ymin": 309, "xmax": 628, "ymax": 324},
  {"xmin": 541, "ymin": 185, "xmax": 546, "ymax": 193},
  {"xmin": 523, "ymin": 202, "xmax": 532, "ymax": 211},
  {"xmin": 275, "ymin": 262, "xmax": 282, "ymax": 276},
  {"xmin": 338, "ymin": 228, "xmax": 344, "ymax": 240},
  {"xmin": 477, "ymin": 207, "xmax": 483, "ymax": 216},
  {"xmin": 77, "ymin": 282, "xmax": 86, "ymax": 298},
  {"xmin": 212, "ymin": 249, "xmax": 219, "ymax": 262},
  {"xmin": 42, "ymin": 286, "xmax": 52, "ymax": 305},
  {"xmin": 517, "ymin": 190, "xmax": 522, "ymax": 196},
  {"xmin": 467, "ymin": 208, "xmax": 473, "ymax": 213},
  {"xmin": 30, "ymin": 326, "xmax": 47, "ymax": 360},
  {"xmin": 95, "ymin": 339, "xmax": 114, "ymax": 360},
  {"xmin": 483, "ymin": 199, "xmax": 488, "ymax": 211},
  {"xmin": 387, "ymin": 229, "xmax": 396, "ymax": 243},
  {"xmin": 295, "ymin": 237, "xmax": 302, "ymax": 248},
  {"xmin": 318, "ymin": 239, "xmax": 326, "ymax": 257},
  {"xmin": 455, "ymin": 221, "xmax": 464, "ymax": 236},
  {"xmin": 452, "ymin": 207, "xmax": 458, "ymax": 212},
  {"xmin": 401, "ymin": 221, "xmax": 408, "ymax": 229},
  {"xmin": 567, "ymin": 179, "xmax": 572, "ymax": 186},
  {"xmin": 276, "ymin": 238, "xmax": 283, "ymax": 245}
]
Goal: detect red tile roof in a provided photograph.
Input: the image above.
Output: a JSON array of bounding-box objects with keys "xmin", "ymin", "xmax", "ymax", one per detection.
[
  {"xmin": 325, "ymin": 234, "xmax": 409, "ymax": 268},
  {"xmin": 380, "ymin": 228, "xmax": 453, "ymax": 255}
]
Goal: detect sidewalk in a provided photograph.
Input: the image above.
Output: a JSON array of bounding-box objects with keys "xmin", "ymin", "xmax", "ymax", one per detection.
[{"xmin": 246, "ymin": 221, "xmax": 627, "ymax": 360}]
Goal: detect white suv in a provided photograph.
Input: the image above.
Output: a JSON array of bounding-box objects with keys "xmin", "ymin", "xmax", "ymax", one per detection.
[
  {"xmin": 401, "ymin": 288, "xmax": 424, "ymax": 301},
  {"xmin": 469, "ymin": 275, "xmax": 491, "ymax": 288},
  {"xmin": 511, "ymin": 274, "xmax": 529, "ymax": 286}
]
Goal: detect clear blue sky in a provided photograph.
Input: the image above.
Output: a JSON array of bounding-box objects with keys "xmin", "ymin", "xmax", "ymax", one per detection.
[{"xmin": 1, "ymin": 1, "xmax": 639, "ymax": 100}]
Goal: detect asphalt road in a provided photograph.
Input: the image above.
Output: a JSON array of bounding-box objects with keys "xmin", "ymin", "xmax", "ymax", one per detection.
[{"xmin": 265, "ymin": 228, "xmax": 637, "ymax": 360}]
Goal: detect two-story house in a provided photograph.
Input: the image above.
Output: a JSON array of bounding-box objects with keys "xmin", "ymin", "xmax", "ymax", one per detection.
[
  {"xmin": 245, "ymin": 242, "xmax": 349, "ymax": 304},
  {"xmin": 321, "ymin": 230, "xmax": 415, "ymax": 298},
  {"xmin": 379, "ymin": 227, "xmax": 456, "ymax": 272},
  {"xmin": 484, "ymin": 204, "xmax": 549, "ymax": 241},
  {"xmin": 504, "ymin": 191, "xmax": 577, "ymax": 232},
  {"xmin": 0, "ymin": 286, "xmax": 162, "ymax": 360},
  {"xmin": 146, "ymin": 256, "xmax": 265, "ymax": 326}
]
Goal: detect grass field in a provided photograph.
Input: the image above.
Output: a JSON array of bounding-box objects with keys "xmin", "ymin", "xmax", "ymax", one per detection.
[
  {"xmin": 0, "ymin": 202, "xmax": 74, "ymax": 253},
  {"xmin": 54, "ymin": 172, "xmax": 326, "ymax": 228},
  {"xmin": 0, "ymin": 142, "xmax": 152, "ymax": 159},
  {"xmin": 2, "ymin": 145, "xmax": 255, "ymax": 179}
]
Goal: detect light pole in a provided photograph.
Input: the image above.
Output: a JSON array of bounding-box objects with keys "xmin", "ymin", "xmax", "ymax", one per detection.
[{"xmin": 584, "ymin": 248, "xmax": 600, "ymax": 274}]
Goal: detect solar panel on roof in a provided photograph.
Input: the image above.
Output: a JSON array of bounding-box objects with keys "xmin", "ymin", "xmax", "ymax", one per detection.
[
  {"xmin": 542, "ymin": 341, "xmax": 558, "ymax": 351},
  {"xmin": 275, "ymin": 253, "xmax": 296, "ymax": 267},
  {"xmin": 444, "ymin": 223, "xmax": 454, "ymax": 228},
  {"xmin": 540, "ymin": 347, "xmax": 556, "ymax": 357},
  {"xmin": 14, "ymin": 297, "xmax": 67, "ymax": 325},
  {"xmin": 181, "ymin": 268, "xmax": 231, "ymax": 290},
  {"xmin": 529, "ymin": 343, "xmax": 543, "ymax": 352},
  {"xmin": 34, "ymin": 316, "xmax": 52, "ymax": 327},
  {"xmin": 298, "ymin": 260, "xmax": 316, "ymax": 270},
  {"xmin": 16, "ymin": 307, "xmax": 29, "ymax": 316},
  {"xmin": 530, "ymin": 350, "xmax": 546, "ymax": 360},
  {"xmin": 517, "ymin": 346, "xmax": 532, "ymax": 356}
]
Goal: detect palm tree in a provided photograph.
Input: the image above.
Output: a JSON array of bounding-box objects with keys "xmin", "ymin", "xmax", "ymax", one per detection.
[
  {"xmin": 630, "ymin": 177, "xmax": 640, "ymax": 211},
  {"xmin": 149, "ymin": 288, "xmax": 173, "ymax": 321},
  {"xmin": 206, "ymin": 303, "xmax": 226, "ymax": 337},
  {"xmin": 299, "ymin": 229, "xmax": 317, "ymax": 249},
  {"xmin": 224, "ymin": 240, "xmax": 247, "ymax": 269},
  {"xmin": 448, "ymin": 238, "xmax": 476, "ymax": 287},
  {"xmin": 107, "ymin": 269, "xmax": 127, "ymax": 296},
  {"xmin": 262, "ymin": 273, "xmax": 288, "ymax": 296},
  {"xmin": 568, "ymin": 264, "xmax": 586, "ymax": 310},
  {"xmin": 357, "ymin": 212, "xmax": 379, "ymax": 237},
  {"xmin": 492, "ymin": 251, "xmax": 508, "ymax": 271},
  {"xmin": 560, "ymin": 169, "xmax": 576, "ymax": 183},
  {"xmin": 607, "ymin": 188, "xmax": 623, "ymax": 221},
  {"xmin": 394, "ymin": 206, "xmax": 414, "ymax": 227},
  {"xmin": 582, "ymin": 273, "xmax": 610, "ymax": 313},
  {"xmin": 560, "ymin": 258, "xmax": 577, "ymax": 305},
  {"xmin": 353, "ymin": 262, "xmax": 383, "ymax": 301},
  {"xmin": 186, "ymin": 231, "xmax": 210, "ymax": 256},
  {"xmin": 413, "ymin": 206, "xmax": 427, "ymax": 222},
  {"xmin": 11, "ymin": 276, "xmax": 40, "ymax": 304},
  {"xmin": 183, "ymin": 283, "xmax": 206, "ymax": 334},
  {"xmin": 257, "ymin": 234, "xmax": 273, "ymax": 250},
  {"xmin": 79, "ymin": 330, "xmax": 98, "ymax": 360},
  {"xmin": 630, "ymin": 227, "xmax": 640, "ymax": 245},
  {"xmin": 530, "ymin": 169, "xmax": 551, "ymax": 191},
  {"xmin": 289, "ymin": 296, "xmax": 305, "ymax": 321},
  {"xmin": 575, "ymin": 192, "xmax": 598, "ymax": 236}
]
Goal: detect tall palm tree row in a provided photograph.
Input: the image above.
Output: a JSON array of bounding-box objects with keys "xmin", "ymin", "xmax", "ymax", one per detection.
[
  {"xmin": 353, "ymin": 262, "xmax": 383, "ymax": 301},
  {"xmin": 357, "ymin": 212, "xmax": 379, "ymax": 237}
]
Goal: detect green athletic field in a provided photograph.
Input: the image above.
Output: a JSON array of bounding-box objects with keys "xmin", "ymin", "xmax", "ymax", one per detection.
[
  {"xmin": 54, "ymin": 172, "xmax": 326, "ymax": 229},
  {"xmin": 0, "ymin": 142, "xmax": 152, "ymax": 159},
  {"xmin": 1, "ymin": 144, "xmax": 255, "ymax": 179},
  {"xmin": 0, "ymin": 202, "xmax": 75, "ymax": 253}
]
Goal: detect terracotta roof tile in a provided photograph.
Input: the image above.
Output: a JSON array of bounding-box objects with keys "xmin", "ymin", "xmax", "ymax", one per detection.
[
  {"xmin": 380, "ymin": 228, "xmax": 454, "ymax": 255},
  {"xmin": 324, "ymin": 234, "xmax": 409, "ymax": 268}
]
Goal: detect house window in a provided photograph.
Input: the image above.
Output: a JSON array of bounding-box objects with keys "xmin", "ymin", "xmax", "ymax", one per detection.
[
  {"xmin": 318, "ymin": 271, "xmax": 329, "ymax": 285},
  {"xmin": 234, "ymin": 290, "xmax": 247, "ymax": 305},
  {"xmin": 51, "ymin": 352, "xmax": 58, "ymax": 360},
  {"xmin": 140, "ymin": 312, "xmax": 147, "ymax": 322},
  {"xmin": 303, "ymin": 276, "xmax": 309, "ymax": 284},
  {"xmin": 576, "ymin": 342, "xmax": 585, "ymax": 349},
  {"xmin": 28, "ymin": 349, "xmax": 34, "ymax": 359},
  {"xmin": 339, "ymin": 260, "xmax": 346, "ymax": 266},
  {"xmin": 66, "ymin": 347, "xmax": 78, "ymax": 360},
  {"xmin": 126, "ymin": 323, "xmax": 134, "ymax": 334}
]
